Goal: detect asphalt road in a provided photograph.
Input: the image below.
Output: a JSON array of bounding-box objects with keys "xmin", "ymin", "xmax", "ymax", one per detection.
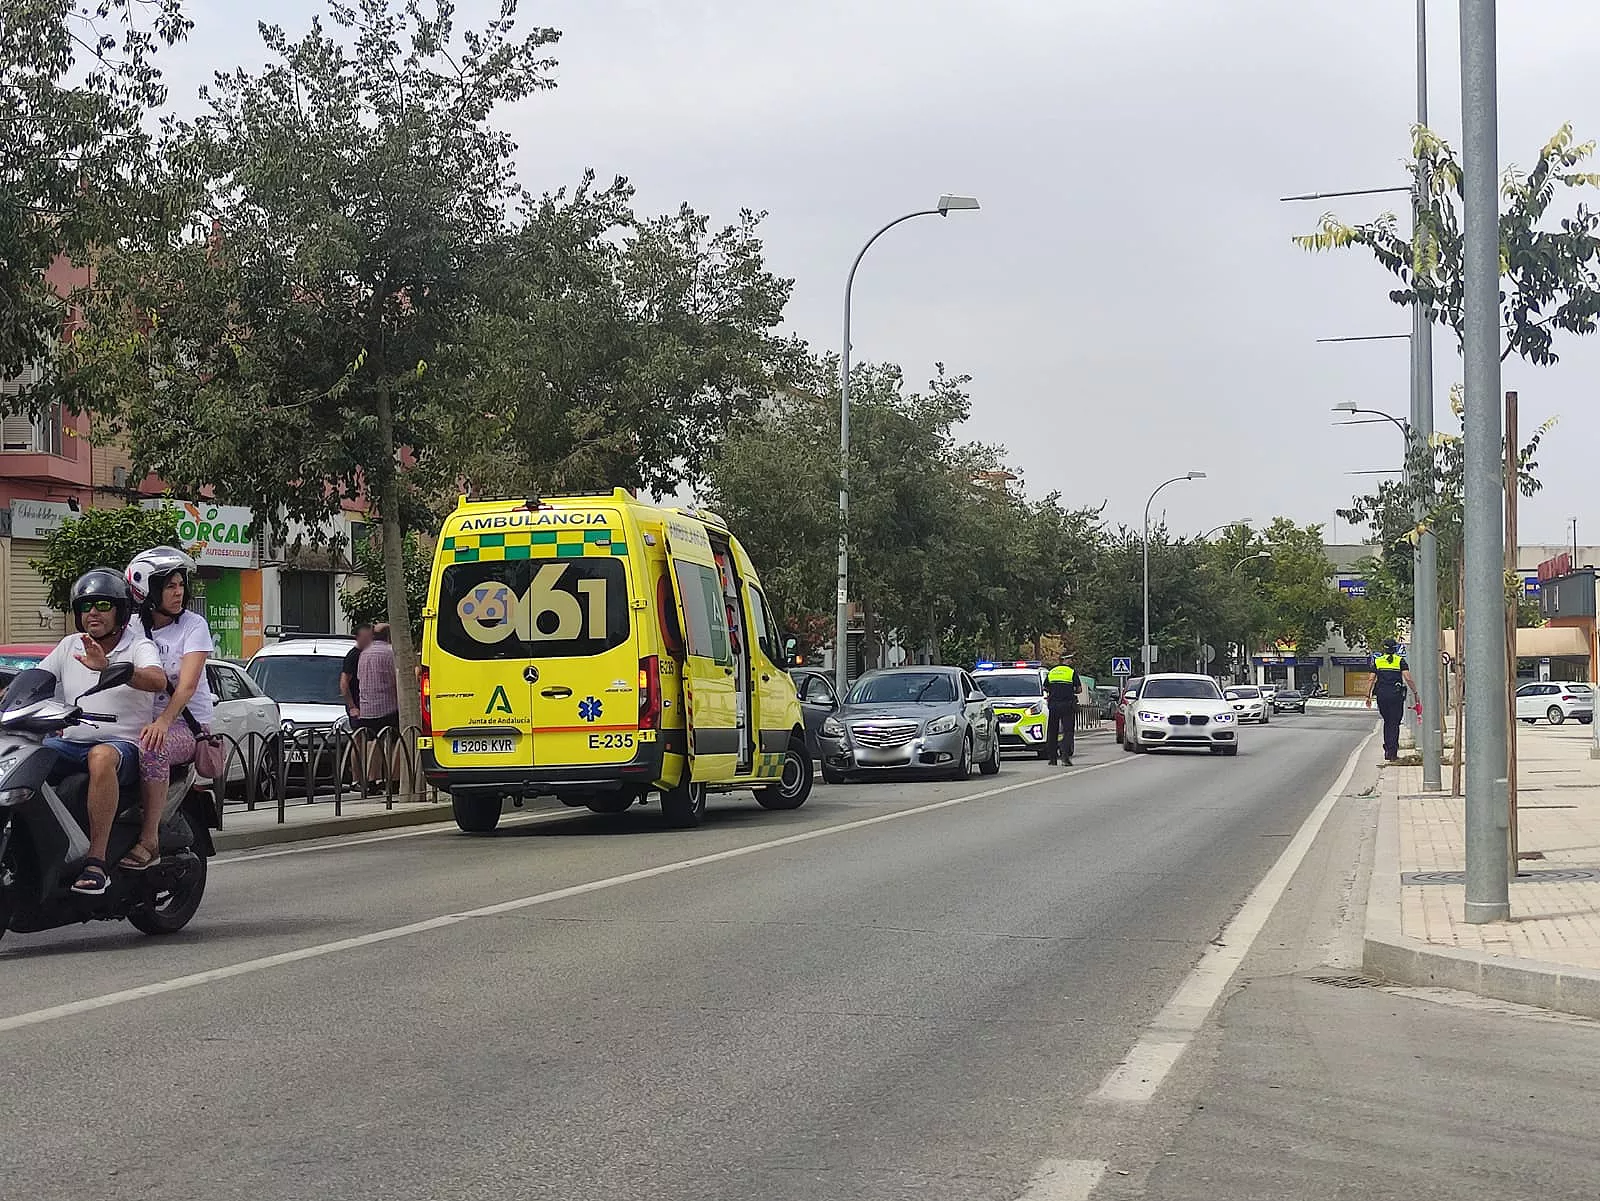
[{"xmin": 4, "ymin": 709, "xmax": 1593, "ymax": 1200}]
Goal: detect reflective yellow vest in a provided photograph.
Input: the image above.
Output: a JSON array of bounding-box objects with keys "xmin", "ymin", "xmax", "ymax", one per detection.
[
  {"xmin": 1047, "ymin": 665, "xmax": 1076, "ymax": 684},
  {"xmin": 1374, "ymin": 654, "xmax": 1403, "ymax": 671}
]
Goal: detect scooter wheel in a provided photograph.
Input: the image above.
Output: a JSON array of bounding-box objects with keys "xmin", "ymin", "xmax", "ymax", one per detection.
[{"xmin": 128, "ymin": 814, "xmax": 208, "ymax": 936}]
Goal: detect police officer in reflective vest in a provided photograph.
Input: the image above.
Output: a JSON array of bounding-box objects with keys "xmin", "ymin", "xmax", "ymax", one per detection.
[
  {"xmin": 1366, "ymin": 638, "xmax": 1417, "ymax": 762},
  {"xmin": 1044, "ymin": 657, "xmax": 1081, "ymax": 766}
]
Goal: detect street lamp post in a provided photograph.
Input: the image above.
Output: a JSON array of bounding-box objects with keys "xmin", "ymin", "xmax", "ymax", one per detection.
[
  {"xmin": 835, "ymin": 195, "xmax": 980, "ymax": 696},
  {"xmin": 1233, "ymin": 550, "xmax": 1271, "ymax": 682},
  {"xmin": 1201, "ymin": 519, "xmax": 1252, "ymax": 541},
  {"xmin": 1143, "ymin": 472, "xmax": 1207, "ymax": 676}
]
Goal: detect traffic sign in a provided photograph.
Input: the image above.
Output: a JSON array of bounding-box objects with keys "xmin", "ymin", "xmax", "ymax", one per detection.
[{"xmin": 1111, "ymin": 656, "xmax": 1133, "ymax": 676}]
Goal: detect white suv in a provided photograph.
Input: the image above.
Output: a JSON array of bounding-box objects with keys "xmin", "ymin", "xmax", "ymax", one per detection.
[
  {"xmin": 247, "ymin": 637, "xmax": 357, "ymax": 775},
  {"xmin": 1514, "ymin": 681, "xmax": 1594, "ymax": 726}
]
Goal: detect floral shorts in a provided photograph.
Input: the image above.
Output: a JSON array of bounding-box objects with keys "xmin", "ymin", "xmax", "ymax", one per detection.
[{"xmin": 140, "ymin": 710, "xmax": 202, "ymax": 783}]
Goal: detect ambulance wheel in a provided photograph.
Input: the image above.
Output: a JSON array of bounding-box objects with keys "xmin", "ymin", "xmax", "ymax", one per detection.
[
  {"xmin": 756, "ymin": 739, "xmax": 813, "ymax": 810},
  {"xmin": 452, "ymin": 793, "xmax": 502, "ymax": 833},
  {"xmin": 660, "ymin": 777, "xmax": 707, "ymax": 828}
]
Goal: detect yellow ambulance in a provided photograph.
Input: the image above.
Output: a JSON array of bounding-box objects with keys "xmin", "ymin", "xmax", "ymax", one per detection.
[{"xmin": 418, "ymin": 490, "xmax": 812, "ymax": 832}]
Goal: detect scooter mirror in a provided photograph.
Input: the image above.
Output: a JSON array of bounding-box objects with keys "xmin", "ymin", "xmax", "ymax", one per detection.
[{"xmin": 81, "ymin": 660, "xmax": 135, "ymax": 696}]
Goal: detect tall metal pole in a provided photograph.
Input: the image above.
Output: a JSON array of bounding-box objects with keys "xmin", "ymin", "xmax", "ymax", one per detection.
[
  {"xmin": 1460, "ymin": 0, "xmax": 1510, "ymax": 923},
  {"xmin": 1414, "ymin": 0, "xmax": 1444, "ymax": 792},
  {"xmin": 1142, "ymin": 473, "xmax": 1204, "ymax": 676},
  {"xmin": 835, "ymin": 209, "xmax": 940, "ymax": 697}
]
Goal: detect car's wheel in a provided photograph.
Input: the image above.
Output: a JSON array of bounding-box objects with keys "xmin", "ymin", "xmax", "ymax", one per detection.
[
  {"xmin": 1122, "ymin": 736, "xmax": 1134, "ymax": 754},
  {"xmin": 1223, "ymin": 744, "xmax": 1239, "ymax": 757},
  {"xmin": 979, "ymin": 734, "xmax": 1001, "ymax": 776},
  {"xmin": 821, "ymin": 762, "xmax": 848, "ymax": 785},
  {"xmin": 757, "ymin": 738, "xmax": 814, "ymax": 810},
  {"xmin": 1548, "ymin": 705, "xmax": 1566, "ymax": 726},
  {"xmin": 1131, "ymin": 727, "xmax": 1146, "ymax": 754},
  {"xmin": 660, "ymin": 776, "xmax": 708, "ymax": 828},
  {"xmin": 584, "ymin": 795, "xmax": 635, "ymax": 815},
  {"xmin": 1520, "ymin": 717, "xmax": 1537, "ymax": 724},
  {"xmin": 452, "ymin": 793, "xmax": 502, "ymax": 833},
  {"xmin": 1582, "ymin": 715, "xmax": 1594, "ymax": 725},
  {"xmin": 949, "ymin": 734, "xmax": 972, "ymax": 780},
  {"xmin": 1262, "ymin": 712, "xmax": 1270, "ymax": 724}
]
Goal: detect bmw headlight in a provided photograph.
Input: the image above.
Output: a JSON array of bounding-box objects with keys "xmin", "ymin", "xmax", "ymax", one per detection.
[
  {"xmin": 821, "ymin": 716, "xmax": 845, "ymax": 738},
  {"xmin": 1214, "ymin": 712, "xmax": 1236, "ymax": 724},
  {"xmin": 1137, "ymin": 710, "xmax": 1166, "ymax": 723},
  {"xmin": 926, "ymin": 715, "xmax": 959, "ymax": 735}
]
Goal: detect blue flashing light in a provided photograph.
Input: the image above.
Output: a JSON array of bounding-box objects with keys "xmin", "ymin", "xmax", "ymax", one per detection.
[{"xmin": 975, "ymin": 661, "xmax": 997, "ymax": 671}]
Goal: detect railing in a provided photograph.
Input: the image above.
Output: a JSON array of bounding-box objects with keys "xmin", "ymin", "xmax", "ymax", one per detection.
[{"xmin": 194, "ymin": 725, "xmax": 440, "ymax": 825}]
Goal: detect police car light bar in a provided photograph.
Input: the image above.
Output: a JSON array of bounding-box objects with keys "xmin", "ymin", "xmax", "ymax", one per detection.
[{"xmin": 975, "ymin": 661, "xmax": 997, "ymax": 671}]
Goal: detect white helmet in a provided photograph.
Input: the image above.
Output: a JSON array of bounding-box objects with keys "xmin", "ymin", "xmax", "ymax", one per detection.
[{"xmin": 126, "ymin": 545, "xmax": 198, "ymax": 604}]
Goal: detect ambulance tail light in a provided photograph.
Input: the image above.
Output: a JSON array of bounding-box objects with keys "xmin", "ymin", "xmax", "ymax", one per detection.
[
  {"xmin": 419, "ymin": 666, "xmax": 433, "ymax": 737},
  {"xmin": 638, "ymin": 656, "xmax": 662, "ymax": 730}
]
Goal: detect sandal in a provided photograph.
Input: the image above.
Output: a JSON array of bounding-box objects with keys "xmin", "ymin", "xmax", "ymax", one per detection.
[
  {"xmin": 118, "ymin": 841, "xmax": 161, "ymax": 871},
  {"xmin": 71, "ymin": 859, "xmax": 110, "ymax": 896}
]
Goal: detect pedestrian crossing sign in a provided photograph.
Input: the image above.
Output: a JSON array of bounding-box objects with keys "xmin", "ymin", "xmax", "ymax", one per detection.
[{"xmin": 1111, "ymin": 657, "xmax": 1133, "ymax": 676}]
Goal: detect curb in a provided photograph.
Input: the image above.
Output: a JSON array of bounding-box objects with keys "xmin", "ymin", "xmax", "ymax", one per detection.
[
  {"xmin": 215, "ymin": 801, "xmax": 456, "ymax": 851},
  {"xmin": 1361, "ymin": 788, "xmax": 1600, "ymax": 1019}
]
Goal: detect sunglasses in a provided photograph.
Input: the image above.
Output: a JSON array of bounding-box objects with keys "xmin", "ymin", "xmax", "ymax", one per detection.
[{"xmin": 75, "ymin": 600, "xmax": 117, "ymax": 614}]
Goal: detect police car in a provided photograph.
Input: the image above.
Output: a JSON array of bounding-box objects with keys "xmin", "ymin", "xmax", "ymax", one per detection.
[{"xmin": 972, "ymin": 661, "xmax": 1050, "ymax": 759}]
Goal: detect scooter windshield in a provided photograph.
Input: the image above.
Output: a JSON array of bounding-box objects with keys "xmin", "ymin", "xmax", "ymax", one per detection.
[{"xmin": 0, "ymin": 667, "xmax": 58, "ymax": 717}]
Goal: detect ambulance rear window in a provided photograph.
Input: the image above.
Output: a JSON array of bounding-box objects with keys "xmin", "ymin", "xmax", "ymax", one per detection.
[{"xmin": 438, "ymin": 558, "xmax": 630, "ymax": 659}]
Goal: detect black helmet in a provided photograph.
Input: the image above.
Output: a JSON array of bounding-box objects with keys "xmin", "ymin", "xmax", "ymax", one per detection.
[
  {"xmin": 1382, "ymin": 638, "xmax": 1400, "ymax": 653},
  {"xmin": 70, "ymin": 568, "xmax": 133, "ymax": 633}
]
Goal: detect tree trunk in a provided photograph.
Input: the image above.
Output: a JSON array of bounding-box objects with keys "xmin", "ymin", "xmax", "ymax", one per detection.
[{"xmin": 374, "ymin": 385, "xmax": 422, "ymax": 737}]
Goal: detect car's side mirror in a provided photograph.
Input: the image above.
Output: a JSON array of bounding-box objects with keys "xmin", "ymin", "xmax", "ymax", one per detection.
[
  {"xmin": 82, "ymin": 660, "xmax": 135, "ymax": 696},
  {"xmin": 968, "ymin": 691, "xmax": 987, "ymax": 704}
]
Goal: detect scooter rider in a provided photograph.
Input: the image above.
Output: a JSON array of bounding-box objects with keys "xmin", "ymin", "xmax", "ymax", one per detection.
[
  {"xmin": 124, "ymin": 545, "xmax": 215, "ymax": 872},
  {"xmin": 34, "ymin": 569, "xmax": 166, "ymax": 894}
]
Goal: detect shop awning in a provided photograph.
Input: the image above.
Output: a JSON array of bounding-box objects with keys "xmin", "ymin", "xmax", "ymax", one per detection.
[{"xmin": 1441, "ymin": 625, "xmax": 1592, "ymax": 658}]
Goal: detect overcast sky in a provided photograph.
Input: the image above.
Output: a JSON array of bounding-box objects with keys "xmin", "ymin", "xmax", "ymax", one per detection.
[{"xmin": 166, "ymin": 0, "xmax": 1600, "ymax": 544}]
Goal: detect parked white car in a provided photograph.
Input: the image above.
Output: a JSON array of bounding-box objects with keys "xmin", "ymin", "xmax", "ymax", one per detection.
[
  {"xmin": 1222, "ymin": 684, "xmax": 1269, "ymax": 724},
  {"xmin": 1514, "ymin": 681, "xmax": 1594, "ymax": 726},
  {"xmin": 204, "ymin": 660, "xmax": 282, "ymax": 795},
  {"xmin": 1123, "ymin": 673, "xmax": 1239, "ymax": 756}
]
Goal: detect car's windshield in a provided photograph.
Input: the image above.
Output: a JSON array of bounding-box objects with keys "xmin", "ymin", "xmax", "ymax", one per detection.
[
  {"xmin": 974, "ymin": 673, "xmax": 1042, "ymax": 699},
  {"xmin": 1224, "ymin": 687, "xmax": 1260, "ymax": 699},
  {"xmin": 248, "ymin": 654, "xmax": 345, "ymax": 705},
  {"xmin": 1279, "ymin": 690, "xmax": 1302, "ymax": 698},
  {"xmin": 847, "ymin": 672, "xmax": 957, "ymax": 705},
  {"xmin": 1142, "ymin": 677, "xmax": 1224, "ymax": 700}
]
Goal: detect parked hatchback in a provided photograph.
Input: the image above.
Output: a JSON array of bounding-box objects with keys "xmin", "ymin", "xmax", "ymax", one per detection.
[
  {"xmin": 1514, "ymin": 681, "xmax": 1594, "ymax": 726},
  {"xmin": 818, "ymin": 666, "xmax": 1000, "ymax": 784}
]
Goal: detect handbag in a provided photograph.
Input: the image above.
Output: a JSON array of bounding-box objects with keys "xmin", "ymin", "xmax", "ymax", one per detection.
[{"xmin": 180, "ymin": 705, "xmax": 229, "ymax": 780}]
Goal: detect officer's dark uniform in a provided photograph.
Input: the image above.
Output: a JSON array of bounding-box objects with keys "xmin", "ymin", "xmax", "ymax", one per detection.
[
  {"xmin": 1044, "ymin": 664, "xmax": 1080, "ymax": 765},
  {"xmin": 1372, "ymin": 649, "xmax": 1411, "ymax": 760}
]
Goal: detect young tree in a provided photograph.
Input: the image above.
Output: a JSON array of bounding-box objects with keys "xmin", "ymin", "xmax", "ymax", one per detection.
[
  {"xmin": 0, "ymin": 0, "xmax": 190, "ymax": 381},
  {"xmin": 338, "ymin": 529, "xmax": 430, "ymax": 640},
  {"xmin": 66, "ymin": 0, "xmax": 560, "ymax": 730},
  {"xmin": 30, "ymin": 502, "xmax": 181, "ymax": 609}
]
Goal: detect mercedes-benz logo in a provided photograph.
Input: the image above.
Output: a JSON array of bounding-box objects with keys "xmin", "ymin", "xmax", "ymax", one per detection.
[{"xmin": 523, "ymin": 666, "xmax": 540, "ymax": 684}]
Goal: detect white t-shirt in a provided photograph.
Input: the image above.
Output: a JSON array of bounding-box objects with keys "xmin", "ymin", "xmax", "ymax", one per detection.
[
  {"xmin": 148, "ymin": 610, "xmax": 216, "ymax": 726},
  {"xmin": 37, "ymin": 626, "xmax": 162, "ymax": 744}
]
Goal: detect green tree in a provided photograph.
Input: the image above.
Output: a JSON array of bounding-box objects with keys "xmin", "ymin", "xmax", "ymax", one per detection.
[
  {"xmin": 1254, "ymin": 518, "xmax": 1343, "ymax": 655},
  {"xmin": 1297, "ymin": 124, "xmax": 1600, "ymax": 364},
  {"xmin": 432, "ymin": 172, "xmax": 801, "ymax": 498},
  {"xmin": 338, "ymin": 530, "xmax": 430, "ymax": 641},
  {"xmin": 65, "ymin": 0, "xmax": 561, "ymax": 731},
  {"xmin": 0, "ymin": 0, "xmax": 190, "ymax": 381},
  {"xmin": 30, "ymin": 503, "xmax": 181, "ymax": 609}
]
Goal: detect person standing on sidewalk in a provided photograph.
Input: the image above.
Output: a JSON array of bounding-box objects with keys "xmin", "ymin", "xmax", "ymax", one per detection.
[
  {"xmin": 356, "ymin": 624, "xmax": 400, "ymax": 794},
  {"xmin": 1366, "ymin": 638, "xmax": 1417, "ymax": 762},
  {"xmin": 1044, "ymin": 656, "xmax": 1081, "ymax": 766},
  {"xmin": 340, "ymin": 623, "xmax": 374, "ymax": 725}
]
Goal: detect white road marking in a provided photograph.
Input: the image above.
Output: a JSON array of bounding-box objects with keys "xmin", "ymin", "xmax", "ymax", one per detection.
[
  {"xmin": 0, "ymin": 759, "xmax": 1130, "ymax": 1034},
  {"xmin": 217, "ymin": 808, "xmax": 576, "ymax": 865},
  {"xmin": 1016, "ymin": 1159, "xmax": 1108, "ymax": 1201},
  {"xmin": 1089, "ymin": 732, "xmax": 1374, "ymax": 1106}
]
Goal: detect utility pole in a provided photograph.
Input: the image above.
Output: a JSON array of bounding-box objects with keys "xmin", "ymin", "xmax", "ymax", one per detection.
[
  {"xmin": 1460, "ymin": 0, "xmax": 1510, "ymax": 923},
  {"xmin": 1504, "ymin": 391, "xmax": 1519, "ymax": 879},
  {"xmin": 1413, "ymin": 0, "xmax": 1444, "ymax": 793}
]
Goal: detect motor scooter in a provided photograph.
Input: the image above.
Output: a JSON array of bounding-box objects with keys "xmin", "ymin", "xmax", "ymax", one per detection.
[{"xmin": 0, "ymin": 662, "xmax": 218, "ymax": 945}]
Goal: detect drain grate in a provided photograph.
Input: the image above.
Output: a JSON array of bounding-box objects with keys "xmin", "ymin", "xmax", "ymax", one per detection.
[
  {"xmin": 1403, "ymin": 868, "xmax": 1600, "ymax": 885},
  {"xmin": 1307, "ymin": 974, "xmax": 1383, "ymax": 989}
]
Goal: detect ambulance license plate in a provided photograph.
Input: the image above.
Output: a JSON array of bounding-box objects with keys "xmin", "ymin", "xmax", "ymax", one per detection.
[{"xmin": 452, "ymin": 737, "xmax": 514, "ymax": 755}]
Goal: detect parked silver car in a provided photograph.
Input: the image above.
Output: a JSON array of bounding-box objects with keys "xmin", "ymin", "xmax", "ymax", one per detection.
[{"xmin": 818, "ymin": 666, "xmax": 1001, "ymax": 784}]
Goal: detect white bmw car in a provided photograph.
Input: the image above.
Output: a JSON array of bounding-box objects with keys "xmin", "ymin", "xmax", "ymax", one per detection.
[{"xmin": 1123, "ymin": 673, "xmax": 1239, "ymax": 756}]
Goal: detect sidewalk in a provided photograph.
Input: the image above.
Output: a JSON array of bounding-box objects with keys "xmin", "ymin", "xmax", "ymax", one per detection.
[{"xmin": 1364, "ymin": 721, "xmax": 1600, "ymax": 1016}]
